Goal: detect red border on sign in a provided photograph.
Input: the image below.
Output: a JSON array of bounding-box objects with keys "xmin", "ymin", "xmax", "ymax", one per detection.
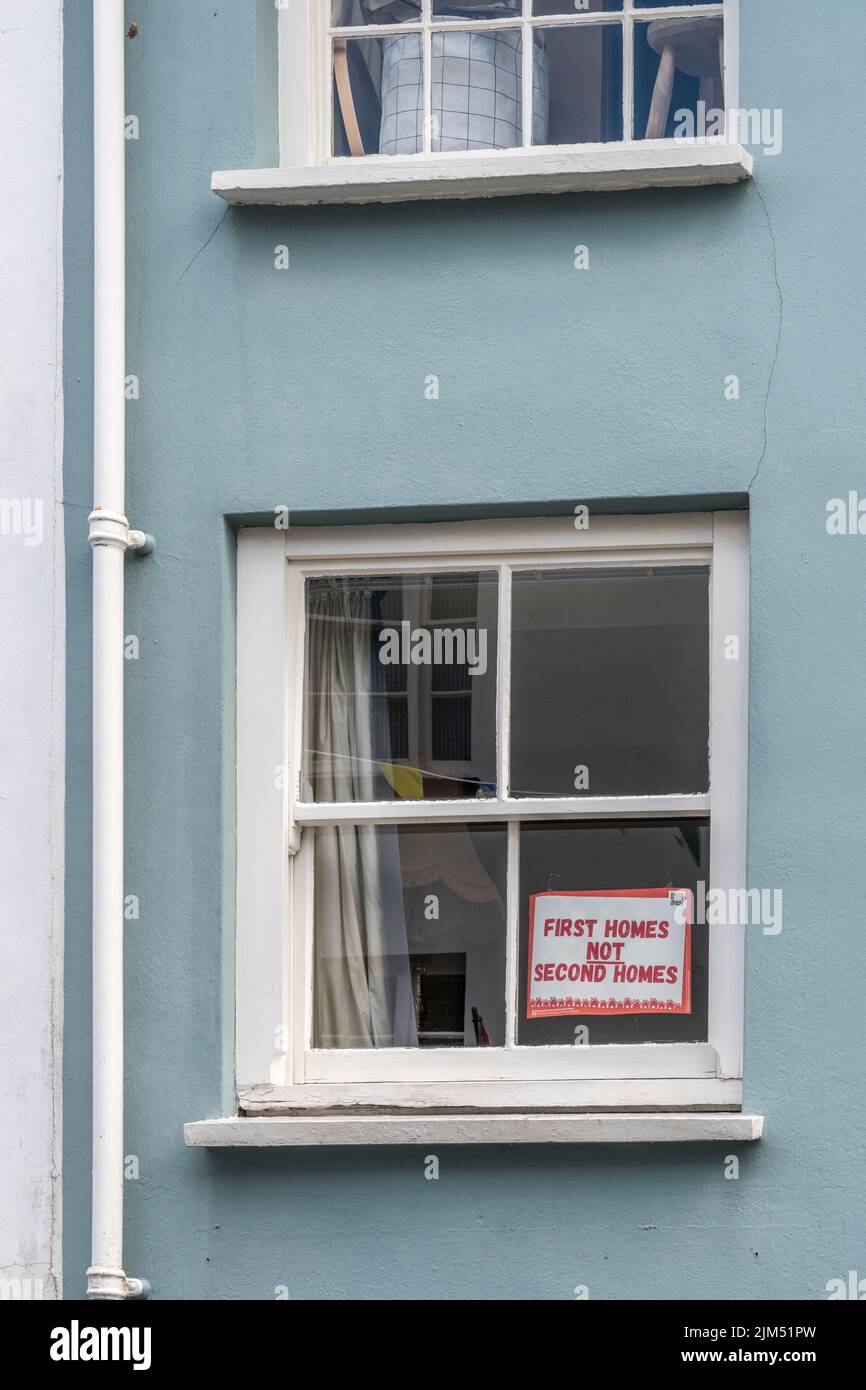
[{"xmin": 526, "ymin": 887, "xmax": 692, "ymax": 1018}]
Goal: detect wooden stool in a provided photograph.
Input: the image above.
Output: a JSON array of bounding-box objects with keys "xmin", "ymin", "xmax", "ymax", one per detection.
[{"xmin": 645, "ymin": 16, "xmax": 724, "ymax": 140}]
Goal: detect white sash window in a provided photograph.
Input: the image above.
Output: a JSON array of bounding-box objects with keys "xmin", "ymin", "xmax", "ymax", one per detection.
[
  {"xmin": 212, "ymin": 2, "xmax": 749, "ymax": 206},
  {"xmin": 233, "ymin": 512, "xmax": 750, "ymax": 1124}
]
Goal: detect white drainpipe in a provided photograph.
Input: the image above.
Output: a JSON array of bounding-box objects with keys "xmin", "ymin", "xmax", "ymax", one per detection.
[{"xmin": 86, "ymin": 0, "xmax": 150, "ymax": 1302}]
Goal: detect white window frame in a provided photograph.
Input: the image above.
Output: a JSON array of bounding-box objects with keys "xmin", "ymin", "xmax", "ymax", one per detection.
[
  {"xmin": 235, "ymin": 512, "xmax": 748, "ymax": 1119},
  {"xmin": 281, "ymin": 0, "xmax": 739, "ymax": 165},
  {"xmin": 212, "ymin": 1, "xmax": 749, "ymax": 207},
  {"xmin": 273, "ymin": 0, "xmax": 739, "ymax": 172}
]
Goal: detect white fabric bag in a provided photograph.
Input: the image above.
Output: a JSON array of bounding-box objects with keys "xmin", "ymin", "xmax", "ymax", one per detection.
[{"xmin": 379, "ymin": 27, "xmax": 549, "ymax": 155}]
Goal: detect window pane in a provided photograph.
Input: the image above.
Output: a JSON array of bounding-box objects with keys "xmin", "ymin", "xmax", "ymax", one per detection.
[
  {"xmin": 333, "ymin": 35, "xmax": 416, "ymax": 157},
  {"xmin": 336, "ymin": 4, "xmax": 526, "ymax": 29},
  {"xmin": 333, "ymin": 26, "xmax": 533, "ymax": 155},
  {"xmin": 333, "ymin": 2, "xmax": 419, "ymax": 24},
  {"xmin": 518, "ymin": 819, "xmax": 709, "ymax": 1045},
  {"xmin": 332, "ymin": 0, "xmax": 347, "ymax": 24},
  {"xmin": 304, "ymin": 573, "xmax": 498, "ymax": 801},
  {"xmin": 634, "ymin": 16, "xmax": 724, "ymax": 141},
  {"xmin": 314, "ymin": 824, "xmax": 507, "ymax": 1048},
  {"xmin": 510, "ymin": 567, "xmax": 709, "ymax": 797},
  {"xmin": 432, "ymin": 2, "xmax": 521, "ymax": 15},
  {"xmin": 432, "ymin": 29, "xmax": 526, "ymax": 152},
  {"xmin": 344, "ymin": 1, "xmax": 640, "ymax": 18},
  {"xmin": 532, "ymin": 1, "xmax": 622, "ymax": 13},
  {"xmin": 533, "ymin": 24, "xmax": 623, "ymax": 144}
]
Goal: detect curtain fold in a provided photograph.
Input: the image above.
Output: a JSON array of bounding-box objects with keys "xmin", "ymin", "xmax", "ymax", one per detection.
[{"xmin": 310, "ymin": 583, "xmax": 418, "ymax": 1048}]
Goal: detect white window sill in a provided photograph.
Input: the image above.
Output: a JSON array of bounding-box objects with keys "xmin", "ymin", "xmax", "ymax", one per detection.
[
  {"xmin": 184, "ymin": 1112, "xmax": 763, "ymax": 1147},
  {"xmin": 212, "ymin": 142, "xmax": 752, "ymax": 208}
]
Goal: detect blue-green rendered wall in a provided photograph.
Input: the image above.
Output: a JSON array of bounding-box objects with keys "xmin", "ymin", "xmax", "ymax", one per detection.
[{"xmin": 63, "ymin": 1, "xmax": 866, "ymax": 1299}]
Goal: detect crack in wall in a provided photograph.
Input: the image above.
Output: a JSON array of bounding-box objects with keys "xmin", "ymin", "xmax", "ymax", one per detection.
[
  {"xmin": 172, "ymin": 205, "xmax": 231, "ymax": 290},
  {"xmin": 748, "ymin": 177, "xmax": 784, "ymax": 493}
]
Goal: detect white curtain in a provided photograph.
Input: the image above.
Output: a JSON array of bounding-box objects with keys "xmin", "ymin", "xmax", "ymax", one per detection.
[{"xmin": 309, "ymin": 583, "xmax": 417, "ymax": 1048}]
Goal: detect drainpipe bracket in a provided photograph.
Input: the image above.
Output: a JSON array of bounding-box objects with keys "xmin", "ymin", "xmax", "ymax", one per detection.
[
  {"xmin": 87, "ymin": 1266, "xmax": 151, "ymax": 1301},
  {"xmin": 127, "ymin": 529, "xmax": 154, "ymax": 555},
  {"xmin": 88, "ymin": 509, "xmax": 153, "ymax": 555}
]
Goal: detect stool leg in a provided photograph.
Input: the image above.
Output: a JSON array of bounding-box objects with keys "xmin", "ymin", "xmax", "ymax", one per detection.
[
  {"xmin": 699, "ymin": 75, "xmax": 714, "ymax": 114},
  {"xmin": 646, "ymin": 44, "xmax": 676, "ymax": 139}
]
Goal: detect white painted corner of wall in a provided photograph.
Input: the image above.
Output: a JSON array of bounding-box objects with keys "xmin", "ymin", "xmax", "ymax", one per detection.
[{"xmin": 0, "ymin": 0, "xmax": 65, "ymax": 1300}]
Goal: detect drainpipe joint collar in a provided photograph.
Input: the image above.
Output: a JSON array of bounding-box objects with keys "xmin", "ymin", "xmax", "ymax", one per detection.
[{"xmin": 87, "ymin": 1266, "xmax": 150, "ymax": 1301}]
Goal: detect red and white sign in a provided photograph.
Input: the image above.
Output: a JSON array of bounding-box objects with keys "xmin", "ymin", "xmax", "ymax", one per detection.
[{"xmin": 527, "ymin": 888, "xmax": 692, "ymax": 1017}]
